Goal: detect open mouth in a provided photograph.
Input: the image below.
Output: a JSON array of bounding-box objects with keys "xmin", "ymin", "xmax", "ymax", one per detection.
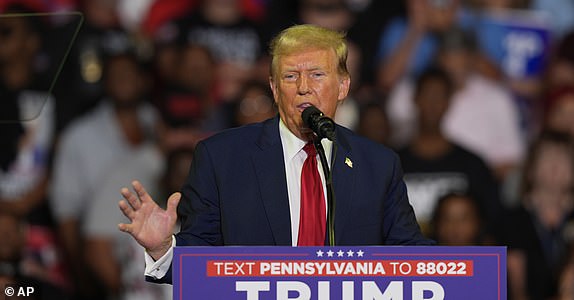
[{"xmin": 296, "ymin": 102, "xmax": 313, "ymax": 112}]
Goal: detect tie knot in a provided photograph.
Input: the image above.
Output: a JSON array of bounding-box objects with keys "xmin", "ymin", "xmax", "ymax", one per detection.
[{"xmin": 303, "ymin": 142, "xmax": 316, "ymax": 157}]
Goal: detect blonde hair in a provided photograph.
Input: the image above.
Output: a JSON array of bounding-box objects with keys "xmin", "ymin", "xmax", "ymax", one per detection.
[{"xmin": 269, "ymin": 24, "xmax": 349, "ymax": 80}]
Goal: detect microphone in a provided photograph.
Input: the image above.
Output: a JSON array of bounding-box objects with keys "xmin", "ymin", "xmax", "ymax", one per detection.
[{"xmin": 302, "ymin": 105, "xmax": 336, "ymax": 141}]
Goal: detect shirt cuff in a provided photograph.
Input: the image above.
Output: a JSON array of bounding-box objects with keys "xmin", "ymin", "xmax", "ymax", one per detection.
[{"xmin": 144, "ymin": 235, "xmax": 176, "ymax": 279}]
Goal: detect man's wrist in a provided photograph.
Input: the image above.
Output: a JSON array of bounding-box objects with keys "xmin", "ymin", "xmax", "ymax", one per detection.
[{"xmin": 147, "ymin": 236, "xmax": 174, "ymax": 261}]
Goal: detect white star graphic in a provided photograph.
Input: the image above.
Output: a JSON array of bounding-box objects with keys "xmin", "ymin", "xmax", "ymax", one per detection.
[
  {"xmin": 327, "ymin": 250, "xmax": 334, "ymax": 257},
  {"xmin": 357, "ymin": 250, "xmax": 364, "ymax": 257},
  {"xmin": 337, "ymin": 250, "xmax": 345, "ymax": 257},
  {"xmin": 316, "ymin": 250, "xmax": 324, "ymax": 257},
  {"xmin": 347, "ymin": 250, "xmax": 354, "ymax": 257}
]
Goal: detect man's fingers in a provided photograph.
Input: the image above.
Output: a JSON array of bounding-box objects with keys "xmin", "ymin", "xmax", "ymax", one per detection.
[
  {"xmin": 166, "ymin": 192, "xmax": 181, "ymax": 217},
  {"xmin": 118, "ymin": 223, "xmax": 132, "ymax": 234},
  {"xmin": 118, "ymin": 200, "xmax": 135, "ymax": 220},
  {"xmin": 121, "ymin": 187, "xmax": 141, "ymax": 210},
  {"xmin": 132, "ymin": 180, "xmax": 153, "ymax": 204}
]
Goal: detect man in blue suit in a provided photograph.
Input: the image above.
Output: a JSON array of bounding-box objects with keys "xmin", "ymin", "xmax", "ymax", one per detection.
[{"xmin": 118, "ymin": 24, "xmax": 431, "ymax": 284}]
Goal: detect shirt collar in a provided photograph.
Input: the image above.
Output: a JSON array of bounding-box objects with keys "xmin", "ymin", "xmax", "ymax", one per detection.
[
  {"xmin": 279, "ymin": 118, "xmax": 333, "ymax": 163},
  {"xmin": 279, "ymin": 118, "xmax": 307, "ymax": 161}
]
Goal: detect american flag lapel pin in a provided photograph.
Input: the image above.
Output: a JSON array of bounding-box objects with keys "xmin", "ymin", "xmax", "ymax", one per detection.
[{"xmin": 345, "ymin": 157, "xmax": 353, "ymax": 168}]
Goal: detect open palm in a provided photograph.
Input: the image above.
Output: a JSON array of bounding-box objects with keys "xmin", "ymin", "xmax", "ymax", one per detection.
[{"xmin": 118, "ymin": 181, "xmax": 180, "ymax": 259}]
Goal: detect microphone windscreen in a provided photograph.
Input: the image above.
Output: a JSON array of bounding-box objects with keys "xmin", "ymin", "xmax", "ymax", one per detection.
[{"xmin": 302, "ymin": 105, "xmax": 321, "ymax": 126}]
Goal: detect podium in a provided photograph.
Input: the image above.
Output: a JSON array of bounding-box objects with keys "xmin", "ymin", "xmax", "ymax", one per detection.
[{"xmin": 173, "ymin": 246, "xmax": 506, "ymax": 300}]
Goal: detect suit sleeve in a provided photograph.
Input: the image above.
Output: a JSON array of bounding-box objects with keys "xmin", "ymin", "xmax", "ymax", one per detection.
[
  {"xmin": 382, "ymin": 153, "xmax": 435, "ymax": 245},
  {"xmin": 177, "ymin": 141, "xmax": 224, "ymax": 246}
]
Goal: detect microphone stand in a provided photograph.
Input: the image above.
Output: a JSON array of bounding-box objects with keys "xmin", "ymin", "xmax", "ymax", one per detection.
[{"xmin": 313, "ymin": 136, "xmax": 337, "ymax": 246}]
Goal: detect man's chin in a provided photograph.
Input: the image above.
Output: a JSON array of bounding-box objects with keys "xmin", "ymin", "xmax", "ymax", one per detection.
[{"xmin": 298, "ymin": 128, "xmax": 315, "ymax": 141}]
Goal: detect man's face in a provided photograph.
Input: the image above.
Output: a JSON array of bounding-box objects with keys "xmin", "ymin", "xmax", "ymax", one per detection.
[
  {"xmin": 105, "ymin": 56, "xmax": 145, "ymax": 107},
  {"xmin": 415, "ymin": 78, "xmax": 450, "ymax": 130},
  {"xmin": 435, "ymin": 196, "xmax": 480, "ymax": 246},
  {"xmin": 269, "ymin": 48, "xmax": 350, "ymax": 140}
]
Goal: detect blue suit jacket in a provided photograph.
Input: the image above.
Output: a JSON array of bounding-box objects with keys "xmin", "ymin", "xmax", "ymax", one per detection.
[{"xmin": 149, "ymin": 116, "xmax": 431, "ymax": 283}]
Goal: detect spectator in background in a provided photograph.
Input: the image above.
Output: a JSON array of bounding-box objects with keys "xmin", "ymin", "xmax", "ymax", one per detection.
[
  {"xmin": 381, "ymin": 0, "xmax": 462, "ymax": 147},
  {"xmin": 0, "ymin": 9, "xmax": 67, "ymax": 291},
  {"xmin": 503, "ymin": 34, "xmax": 574, "ymax": 208},
  {"xmin": 0, "ymin": 10, "xmax": 52, "ymax": 217},
  {"xmin": 0, "ymin": 1, "xmax": 87, "ymax": 135},
  {"xmin": 356, "ymin": 102, "xmax": 389, "ymax": 145},
  {"xmin": 169, "ymin": 0, "xmax": 265, "ymax": 101},
  {"xmin": 184, "ymin": 78, "xmax": 277, "ymax": 132},
  {"xmin": 538, "ymin": 31, "xmax": 574, "ymax": 137},
  {"xmin": 298, "ymin": 0, "xmax": 355, "ymax": 32},
  {"xmin": 544, "ymin": 86, "xmax": 574, "ymax": 138},
  {"xmin": 345, "ymin": 1, "xmax": 402, "ymax": 89},
  {"xmin": 51, "ymin": 0, "xmax": 133, "ymax": 132},
  {"xmin": 115, "ymin": 0, "xmax": 156, "ymax": 34},
  {"xmin": 162, "ymin": 148, "xmax": 195, "ymax": 199},
  {"xmin": 504, "ymin": 90, "xmax": 574, "ymax": 207},
  {"xmin": 50, "ymin": 52, "xmax": 164, "ymax": 300},
  {"xmin": 232, "ymin": 81, "xmax": 277, "ymax": 127},
  {"xmin": 159, "ymin": 43, "xmax": 214, "ymax": 123},
  {"xmin": 388, "ymin": 27, "xmax": 525, "ymax": 179},
  {"xmin": 397, "ymin": 67, "xmax": 501, "ymax": 236},
  {"xmin": 175, "ymin": 44, "xmax": 219, "ymax": 107},
  {"xmin": 538, "ymin": 31, "xmax": 574, "ymax": 135},
  {"xmin": 438, "ymin": 27, "xmax": 525, "ymax": 179},
  {"xmin": 544, "ymin": 31, "xmax": 574, "ymax": 92},
  {"xmin": 141, "ymin": 0, "xmax": 266, "ymax": 38},
  {"xmin": 430, "ymin": 193, "xmax": 486, "ymax": 246},
  {"xmin": 157, "ymin": 43, "xmax": 224, "ymax": 152},
  {"xmin": 463, "ymin": 0, "xmax": 540, "ymax": 81},
  {"xmin": 148, "ymin": 26, "xmax": 180, "ymax": 111},
  {"xmin": 500, "ymin": 131, "xmax": 574, "ymax": 300},
  {"xmin": 83, "ymin": 149, "xmax": 169, "ymax": 300},
  {"xmin": 375, "ymin": 0, "xmax": 461, "ymax": 93},
  {"xmin": 0, "ymin": 212, "xmax": 69, "ymax": 300},
  {"xmin": 463, "ymin": 0, "xmax": 551, "ymax": 140}
]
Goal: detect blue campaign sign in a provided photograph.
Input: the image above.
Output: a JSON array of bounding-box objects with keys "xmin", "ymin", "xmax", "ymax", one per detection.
[
  {"xmin": 173, "ymin": 246, "xmax": 506, "ymax": 300},
  {"xmin": 476, "ymin": 9, "xmax": 551, "ymax": 79}
]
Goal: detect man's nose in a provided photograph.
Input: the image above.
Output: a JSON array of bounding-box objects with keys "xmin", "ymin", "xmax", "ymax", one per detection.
[{"xmin": 297, "ymin": 75, "xmax": 310, "ymax": 94}]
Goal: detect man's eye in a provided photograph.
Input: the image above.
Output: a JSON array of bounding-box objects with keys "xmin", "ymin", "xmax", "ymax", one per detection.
[{"xmin": 311, "ymin": 72, "xmax": 325, "ymax": 78}]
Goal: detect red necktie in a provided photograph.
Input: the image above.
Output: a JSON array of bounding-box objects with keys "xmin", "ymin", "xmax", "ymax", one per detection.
[{"xmin": 298, "ymin": 142, "xmax": 326, "ymax": 246}]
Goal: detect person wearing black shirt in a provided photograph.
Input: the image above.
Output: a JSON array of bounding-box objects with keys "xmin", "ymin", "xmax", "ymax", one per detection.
[{"xmin": 397, "ymin": 67, "xmax": 502, "ymax": 237}]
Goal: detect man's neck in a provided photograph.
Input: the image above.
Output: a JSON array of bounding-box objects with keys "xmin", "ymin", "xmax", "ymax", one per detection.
[
  {"xmin": 411, "ymin": 133, "xmax": 452, "ymax": 160},
  {"xmin": 279, "ymin": 118, "xmax": 333, "ymax": 164},
  {"xmin": 114, "ymin": 103, "xmax": 144, "ymax": 146}
]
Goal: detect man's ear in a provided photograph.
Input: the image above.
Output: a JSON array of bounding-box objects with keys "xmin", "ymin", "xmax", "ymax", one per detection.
[{"xmin": 337, "ymin": 76, "xmax": 351, "ymax": 101}]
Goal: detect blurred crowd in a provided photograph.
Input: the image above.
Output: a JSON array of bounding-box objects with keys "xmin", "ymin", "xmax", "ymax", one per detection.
[{"xmin": 1, "ymin": 0, "xmax": 574, "ymax": 299}]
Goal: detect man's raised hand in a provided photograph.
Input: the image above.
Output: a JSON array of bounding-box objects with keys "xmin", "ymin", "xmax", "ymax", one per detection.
[{"xmin": 118, "ymin": 180, "xmax": 180, "ymax": 260}]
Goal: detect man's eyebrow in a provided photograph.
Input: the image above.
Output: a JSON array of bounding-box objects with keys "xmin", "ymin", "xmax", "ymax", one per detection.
[{"xmin": 284, "ymin": 66, "xmax": 325, "ymax": 72}]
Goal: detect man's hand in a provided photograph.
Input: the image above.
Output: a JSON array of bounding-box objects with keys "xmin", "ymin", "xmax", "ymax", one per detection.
[{"xmin": 118, "ymin": 180, "xmax": 180, "ymax": 260}]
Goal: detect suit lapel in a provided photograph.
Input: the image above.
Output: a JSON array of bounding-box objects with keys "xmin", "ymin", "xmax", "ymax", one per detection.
[
  {"xmin": 252, "ymin": 117, "xmax": 292, "ymax": 245},
  {"xmin": 331, "ymin": 128, "xmax": 355, "ymax": 244}
]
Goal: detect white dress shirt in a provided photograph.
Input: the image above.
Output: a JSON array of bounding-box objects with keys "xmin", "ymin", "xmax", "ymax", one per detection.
[
  {"xmin": 279, "ymin": 119, "xmax": 332, "ymax": 245},
  {"xmin": 145, "ymin": 119, "xmax": 332, "ymax": 279}
]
